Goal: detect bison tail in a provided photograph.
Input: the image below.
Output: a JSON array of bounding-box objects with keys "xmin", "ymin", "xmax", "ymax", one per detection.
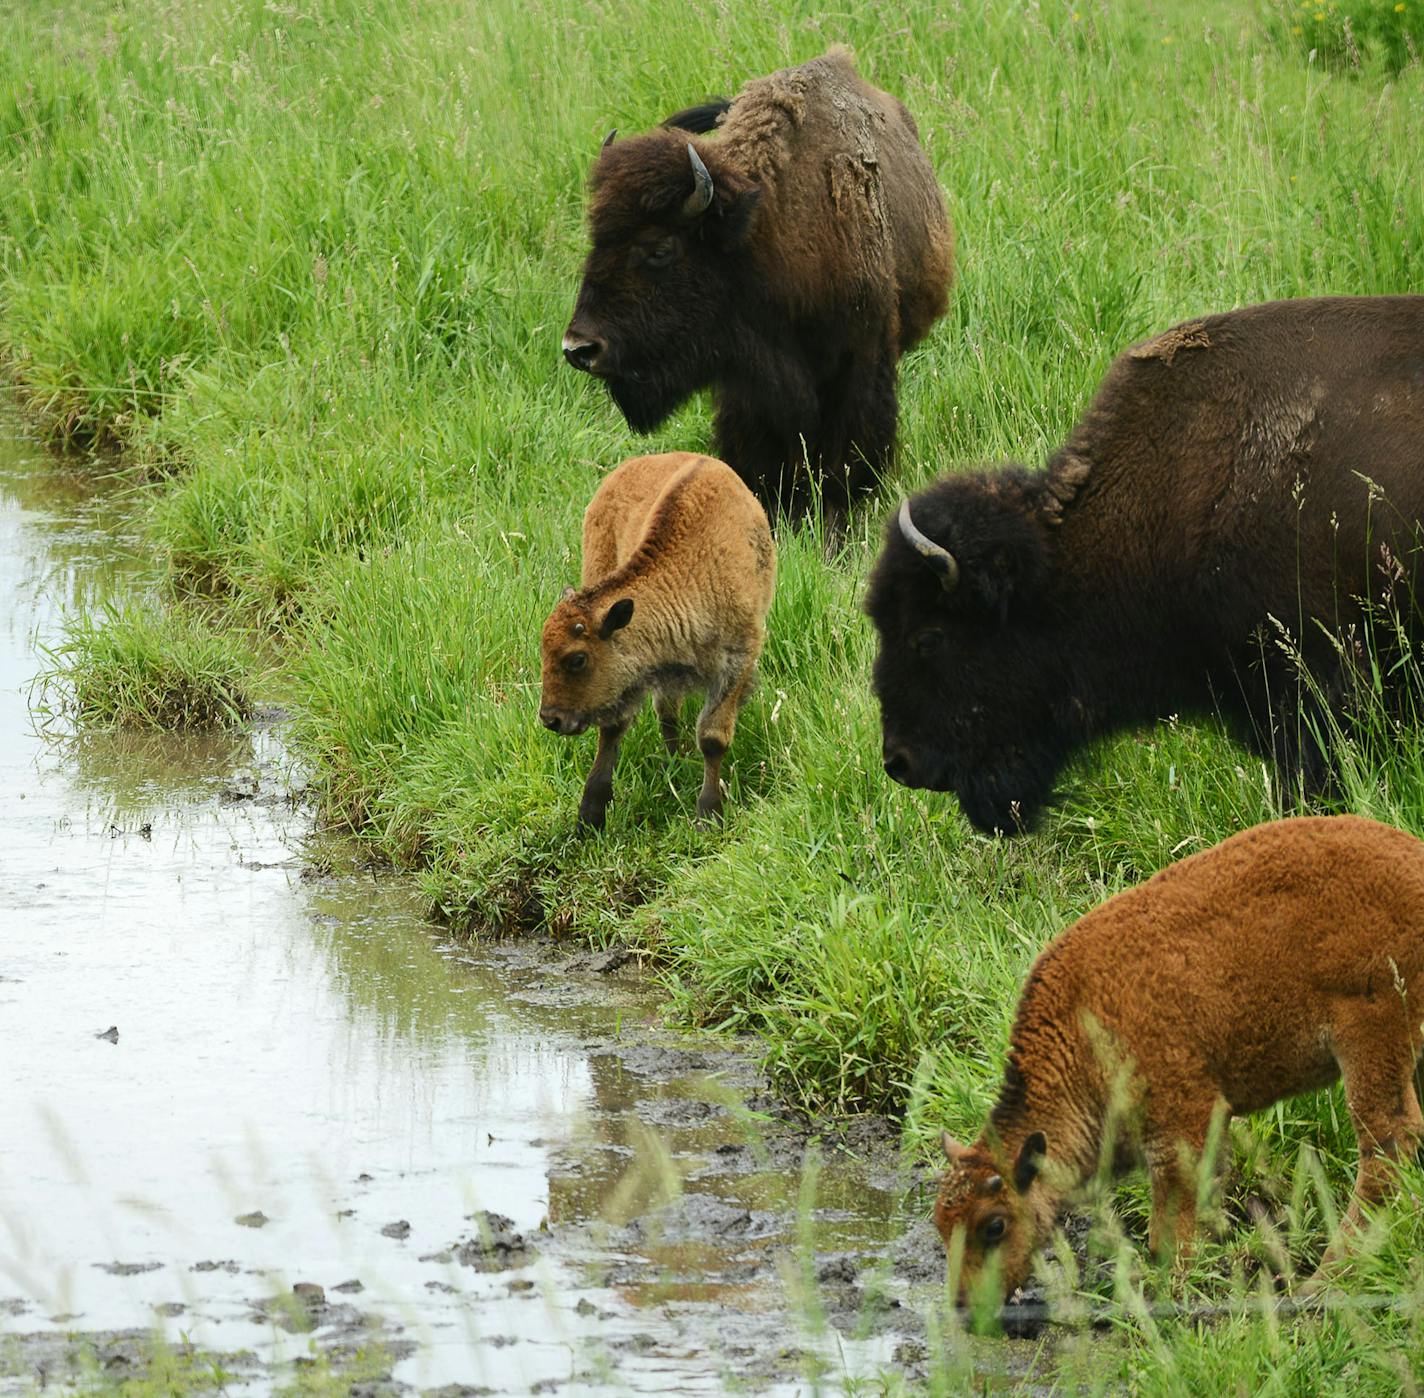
[{"xmin": 662, "ymin": 98, "xmax": 732, "ymax": 135}]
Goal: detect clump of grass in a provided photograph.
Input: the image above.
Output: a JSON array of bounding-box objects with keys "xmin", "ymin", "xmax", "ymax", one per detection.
[{"xmin": 41, "ymin": 601, "xmax": 254, "ymax": 729}]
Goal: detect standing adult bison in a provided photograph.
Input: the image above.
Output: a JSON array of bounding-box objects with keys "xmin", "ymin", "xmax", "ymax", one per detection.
[
  {"xmin": 866, "ymin": 295, "xmax": 1424, "ymax": 834},
  {"xmin": 562, "ymin": 47, "xmax": 954, "ymax": 519}
]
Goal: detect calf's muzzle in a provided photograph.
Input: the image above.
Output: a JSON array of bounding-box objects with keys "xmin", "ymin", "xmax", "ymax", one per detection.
[{"xmin": 540, "ymin": 706, "xmax": 587, "ymax": 737}]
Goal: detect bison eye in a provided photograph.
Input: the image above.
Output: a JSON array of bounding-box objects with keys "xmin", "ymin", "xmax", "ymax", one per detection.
[
  {"xmin": 912, "ymin": 627, "xmax": 945, "ymax": 656},
  {"xmin": 980, "ymin": 1216, "xmax": 1007, "ymax": 1246},
  {"xmin": 562, "ymin": 652, "xmax": 588, "ymax": 674},
  {"xmin": 642, "ymin": 237, "xmax": 679, "ymax": 271}
]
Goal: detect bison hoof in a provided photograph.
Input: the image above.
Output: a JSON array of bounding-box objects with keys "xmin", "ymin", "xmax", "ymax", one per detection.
[{"xmin": 578, "ymin": 802, "xmax": 608, "ymax": 831}]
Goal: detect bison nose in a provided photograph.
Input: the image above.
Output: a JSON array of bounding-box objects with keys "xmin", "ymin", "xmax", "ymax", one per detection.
[
  {"xmin": 883, "ymin": 745, "xmax": 913, "ymax": 786},
  {"xmin": 562, "ymin": 332, "xmax": 606, "ymax": 373},
  {"xmin": 540, "ymin": 708, "xmax": 565, "ymax": 734}
]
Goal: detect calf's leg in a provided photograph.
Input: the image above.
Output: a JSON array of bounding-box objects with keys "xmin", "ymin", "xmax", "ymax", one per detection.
[
  {"xmin": 694, "ymin": 663, "xmax": 758, "ymax": 826},
  {"xmin": 579, "ymin": 719, "xmax": 630, "ymax": 830},
  {"xmin": 1144, "ymin": 1096, "xmax": 1225, "ymax": 1264},
  {"xmin": 1314, "ymin": 1007, "xmax": 1424, "ymax": 1273},
  {"xmin": 653, "ymin": 687, "xmax": 686, "ymax": 756}
]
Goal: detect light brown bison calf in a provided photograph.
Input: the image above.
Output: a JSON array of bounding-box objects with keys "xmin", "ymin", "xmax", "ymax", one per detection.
[
  {"xmin": 935, "ymin": 815, "xmax": 1424, "ymax": 1306},
  {"xmin": 539, "ymin": 452, "xmax": 775, "ymax": 828}
]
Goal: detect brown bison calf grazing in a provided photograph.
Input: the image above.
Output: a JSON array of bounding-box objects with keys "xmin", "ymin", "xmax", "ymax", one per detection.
[
  {"xmin": 935, "ymin": 815, "xmax": 1424, "ymax": 1307},
  {"xmin": 539, "ymin": 452, "xmax": 775, "ymax": 828}
]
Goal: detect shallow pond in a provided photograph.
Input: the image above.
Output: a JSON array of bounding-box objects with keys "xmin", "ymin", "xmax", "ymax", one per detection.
[{"xmin": 0, "ymin": 412, "xmax": 983, "ymax": 1394}]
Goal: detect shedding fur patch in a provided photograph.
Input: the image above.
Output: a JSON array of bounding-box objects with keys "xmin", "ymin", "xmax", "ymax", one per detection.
[
  {"xmin": 936, "ymin": 1160, "xmax": 979, "ymax": 1203},
  {"xmin": 1043, "ymin": 451, "xmax": 1092, "ymax": 521},
  {"xmin": 1128, "ymin": 321, "xmax": 1212, "ymax": 365}
]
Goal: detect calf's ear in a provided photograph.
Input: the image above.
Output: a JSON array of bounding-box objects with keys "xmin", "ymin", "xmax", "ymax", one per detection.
[
  {"xmin": 1014, "ymin": 1131, "xmax": 1047, "ymax": 1191},
  {"xmin": 600, "ymin": 597, "xmax": 635, "ymax": 638}
]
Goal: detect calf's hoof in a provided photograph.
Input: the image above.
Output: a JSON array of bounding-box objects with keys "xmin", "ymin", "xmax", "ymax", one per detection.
[{"xmin": 693, "ymin": 797, "xmax": 724, "ymax": 829}]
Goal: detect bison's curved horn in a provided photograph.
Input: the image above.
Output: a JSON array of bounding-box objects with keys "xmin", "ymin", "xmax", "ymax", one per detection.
[
  {"xmin": 681, "ymin": 142, "xmax": 714, "ymax": 220},
  {"xmin": 898, "ymin": 499, "xmax": 959, "ymax": 594},
  {"xmin": 601, "ymin": 128, "xmax": 617, "ymax": 149}
]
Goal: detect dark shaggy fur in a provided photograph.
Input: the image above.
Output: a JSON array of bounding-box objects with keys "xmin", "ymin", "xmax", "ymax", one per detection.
[
  {"xmin": 865, "ymin": 295, "xmax": 1424, "ymax": 834},
  {"xmin": 564, "ymin": 47, "xmax": 954, "ymax": 519}
]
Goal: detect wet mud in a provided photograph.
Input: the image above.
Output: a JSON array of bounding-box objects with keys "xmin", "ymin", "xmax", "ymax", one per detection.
[{"xmin": 0, "ymin": 408, "xmax": 1052, "ymax": 1394}]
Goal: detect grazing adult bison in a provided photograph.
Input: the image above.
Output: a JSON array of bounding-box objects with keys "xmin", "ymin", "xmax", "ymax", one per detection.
[
  {"xmin": 866, "ymin": 295, "xmax": 1424, "ymax": 834},
  {"xmin": 562, "ymin": 47, "xmax": 954, "ymax": 519}
]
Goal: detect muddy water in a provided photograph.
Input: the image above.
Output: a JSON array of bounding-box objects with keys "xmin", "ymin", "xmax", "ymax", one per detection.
[{"xmin": 0, "ymin": 413, "xmax": 964, "ymax": 1394}]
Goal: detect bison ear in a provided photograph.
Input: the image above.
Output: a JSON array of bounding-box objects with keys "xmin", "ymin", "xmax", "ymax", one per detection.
[
  {"xmin": 940, "ymin": 1130, "xmax": 968, "ymax": 1163},
  {"xmin": 1014, "ymin": 1131, "xmax": 1046, "ymax": 1192},
  {"xmin": 963, "ymin": 522, "xmax": 1050, "ymax": 624},
  {"xmin": 561, "ymin": 586, "xmax": 576, "ymax": 601},
  {"xmin": 709, "ymin": 184, "xmax": 761, "ymax": 249},
  {"xmin": 969, "ymin": 546, "xmax": 1020, "ymax": 624},
  {"xmin": 599, "ymin": 597, "xmax": 635, "ymax": 638}
]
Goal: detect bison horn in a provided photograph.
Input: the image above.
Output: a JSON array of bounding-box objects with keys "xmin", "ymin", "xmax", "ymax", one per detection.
[
  {"xmin": 681, "ymin": 142, "xmax": 714, "ymax": 220},
  {"xmin": 601, "ymin": 128, "xmax": 617, "ymax": 149},
  {"xmin": 898, "ymin": 499, "xmax": 959, "ymax": 593}
]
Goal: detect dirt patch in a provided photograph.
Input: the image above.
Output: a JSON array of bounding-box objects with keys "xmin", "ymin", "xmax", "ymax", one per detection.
[
  {"xmin": 93, "ymin": 1261, "xmax": 162, "ymax": 1277},
  {"xmin": 424, "ymin": 1213, "xmax": 538, "ymax": 1272}
]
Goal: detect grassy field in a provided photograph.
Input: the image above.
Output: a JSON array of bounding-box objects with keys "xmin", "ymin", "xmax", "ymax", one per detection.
[{"xmin": 5, "ymin": 0, "xmax": 1424, "ymax": 1387}]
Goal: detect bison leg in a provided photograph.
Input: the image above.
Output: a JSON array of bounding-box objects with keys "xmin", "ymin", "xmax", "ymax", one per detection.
[
  {"xmin": 813, "ymin": 348, "xmax": 898, "ymax": 510},
  {"xmin": 1234, "ymin": 646, "xmax": 1344, "ymax": 803},
  {"xmin": 1314, "ymin": 1009, "xmax": 1424, "ymax": 1274},
  {"xmin": 1144, "ymin": 1099, "xmax": 1223, "ymax": 1265},
  {"xmin": 653, "ymin": 687, "xmax": 687, "ymax": 756},
  {"xmin": 712, "ymin": 398, "xmax": 805, "ymax": 520},
  {"xmin": 693, "ymin": 664, "xmax": 757, "ymax": 826},
  {"xmin": 712, "ymin": 351, "xmax": 821, "ymax": 520},
  {"xmin": 579, "ymin": 718, "xmax": 630, "ymax": 830}
]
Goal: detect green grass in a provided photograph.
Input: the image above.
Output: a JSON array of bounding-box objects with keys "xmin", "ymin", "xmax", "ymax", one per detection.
[
  {"xmin": 4, "ymin": 0, "xmax": 1424, "ymax": 1388},
  {"xmin": 38, "ymin": 600, "xmax": 254, "ymax": 728}
]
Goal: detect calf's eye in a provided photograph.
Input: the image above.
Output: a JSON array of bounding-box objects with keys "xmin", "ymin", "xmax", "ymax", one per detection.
[
  {"xmin": 981, "ymin": 1216, "xmax": 1007, "ymax": 1245},
  {"xmin": 563, "ymin": 652, "xmax": 588, "ymax": 674}
]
